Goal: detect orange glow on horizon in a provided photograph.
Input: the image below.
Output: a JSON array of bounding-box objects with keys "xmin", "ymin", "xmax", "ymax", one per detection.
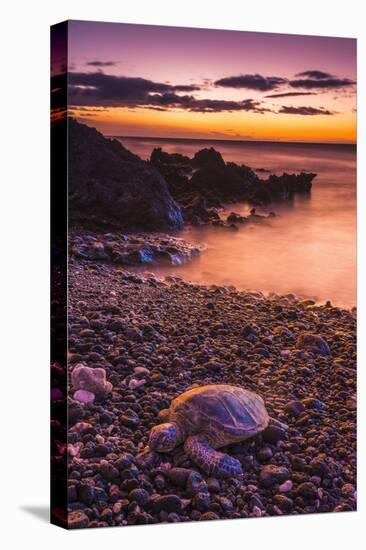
[{"xmin": 70, "ymin": 106, "xmax": 356, "ymax": 144}]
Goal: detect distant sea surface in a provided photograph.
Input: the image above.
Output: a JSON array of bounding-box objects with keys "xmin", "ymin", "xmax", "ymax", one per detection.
[{"xmin": 115, "ymin": 137, "xmax": 356, "ymax": 308}]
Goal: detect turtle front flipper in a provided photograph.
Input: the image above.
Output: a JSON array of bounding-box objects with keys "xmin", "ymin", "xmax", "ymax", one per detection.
[{"xmin": 184, "ymin": 435, "xmax": 242, "ymax": 478}]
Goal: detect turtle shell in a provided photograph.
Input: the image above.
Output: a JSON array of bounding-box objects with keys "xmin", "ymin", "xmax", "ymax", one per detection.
[{"xmin": 170, "ymin": 384, "xmax": 269, "ymax": 447}]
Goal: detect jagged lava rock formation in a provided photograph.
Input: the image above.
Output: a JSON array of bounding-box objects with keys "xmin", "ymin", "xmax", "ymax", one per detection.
[
  {"xmin": 67, "ymin": 118, "xmax": 183, "ymax": 231},
  {"xmin": 150, "ymin": 146, "xmax": 316, "ymax": 224}
]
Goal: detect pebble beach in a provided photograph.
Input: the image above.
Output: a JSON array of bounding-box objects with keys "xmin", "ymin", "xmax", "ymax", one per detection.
[{"xmin": 63, "ymin": 254, "xmax": 357, "ymax": 528}]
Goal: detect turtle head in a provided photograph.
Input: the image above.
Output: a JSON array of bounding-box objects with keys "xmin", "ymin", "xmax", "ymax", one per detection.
[{"xmin": 148, "ymin": 422, "xmax": 180, "ymax": 452}]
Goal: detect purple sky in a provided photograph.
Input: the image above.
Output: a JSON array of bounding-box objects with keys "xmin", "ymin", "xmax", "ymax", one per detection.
[{"xmin": 58, "ymin": 20, "xmax": 356, "ymax": 142}]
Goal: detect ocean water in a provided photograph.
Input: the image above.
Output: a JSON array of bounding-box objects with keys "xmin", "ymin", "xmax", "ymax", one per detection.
[{"xmin": 117, "ymin": 137, "xmax": 356, "ymax": 308}]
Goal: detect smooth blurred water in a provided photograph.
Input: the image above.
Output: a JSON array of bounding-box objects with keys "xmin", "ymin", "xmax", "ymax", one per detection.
[{"xmin": 117, "ymin": 137, "xmax": 356, "ymax": 308}]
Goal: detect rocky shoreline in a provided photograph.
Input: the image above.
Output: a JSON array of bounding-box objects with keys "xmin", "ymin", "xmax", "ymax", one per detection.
[
  {"xmin": 60, "ymin": 257, "xmax": 356, "ymax": 528},
  {"xmin": 150, "ymin": 145, "xmax": 316, "ymax": 226},
  {"xmin": 70, "ymin": 229, "xmax": 204, "ymax": 267},
  {"xmin": 65, "ymin": 117, "xmax": 316, "ymax": 233}
]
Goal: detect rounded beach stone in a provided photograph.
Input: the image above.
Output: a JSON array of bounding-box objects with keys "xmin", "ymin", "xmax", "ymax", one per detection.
[
  {"xmin": 68, "ymin": 510, "xmax": 89, "ymax": 529},
  {"xmin": 78, "ymin": 483, "xmax": 95, "ymax": 506},
  {"xmin": 263, "ymin": 425, "xmax": 287, "ymax": 444},
  {"xmin": 129, "ymin": 488, "xmax": 150, "ymax": 506},
  {"xmin": 285, "ymin": 400, "xmax": 305, "ymax": 416},
  {"xmin": 73, "ymin": 389, "xmax": 95, "ymax": 405},
  {"xmin": 199, "ymin": 511, "xmax": 220, "ymax": 521},
  {"xmin": 296, "ymin": 482, "xmax": 318, "ymax": 499},
  {"xmin": 71, "ymin": 364, "xmax": 112, "ymax": 398},
  {"xmin": 168, "ymin": 468, "xmax": 193, "ymax": 488},
  {"xmin": 152, "ymin": 495, "xmax": 182, "ymax": 513},
  {"xmin": 259, "ymin": 465, "xmax": 289, "ymax": 487},
  {"xmin": 278, "ymin": 480, "xmax": 293, "ymax": 493}
]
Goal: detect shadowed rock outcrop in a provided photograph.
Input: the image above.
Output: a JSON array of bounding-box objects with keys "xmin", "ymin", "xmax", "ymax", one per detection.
[
  {"xmin": 150, "ymin": 145, "xmax": 316, "ymax": 225},
  {"xmin": 66, "ymin": 118, "xmax": 183, "ymax": 231}
]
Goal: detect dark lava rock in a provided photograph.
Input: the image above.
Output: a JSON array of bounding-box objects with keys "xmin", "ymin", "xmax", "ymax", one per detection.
[
  {"xmin": 192, "ymin": 492, "xmax": 211, "ymax": 512},
  {"xmin": 121, "ymin": 478, "xmax": 139, "ymax": 492},
  {"xmin": 206, "ymin": 478, "xmax": 221, "ymax": 494},
  {"xmin": 148, "ymin": 143, "xmax": 316, "ymax": 222},
  {"xmin": 114, "ymin": 453, "xmax": 134, "ymax": 470},
  {"xmin": 78, "ymin": 483, "xmax": 95, "ymax": 506},
  {"xmin": 94, "ymin": 444, "xmax": 109, "ymax": 457},
  {"xmin": 120, "ymin": 409, "xmax": 140, "ymax": 427},
  {"xmin": 296, "ymin": 333, "xmax": 331, "ymax": 356},
  {"xmin": 250, "ymin": 172, "xmax": 315, "ymax": 205},
  {"xmin": 66, "ymin": 118, "xmax": 183, "ymax": 231},
  {"xmin": 100, "ymin": 461, "xmax": 119, "ymax": 481},
  {"xmin": 260, "ymin": 465, "xmax": 290, "ymax": 487},
  {"xmin": 129, "ymin": 488, "xmax": 150, "ymax": 506},
  {"xmin": 263, "ymin": 425, "xmax": 287, "ymax": 444},
  {"xmin": 136, "ymin": 448, "xmax": 159, "ymax": 470},
  {"xmin": 302, "ymin": 397, "xmax": 324, "ymax": 410},
  {"xmin": 200, "ymin": 511, "xmax": 220, "ymax": 521},
  {"xmin": 285, "ymin": 400, "xmax": 306, "ymax": 417},
  {"xmin": 309, "ymin": 457, "xmax": 330, "ymax": 477},
  {"xmin": 296, "ymin": 482, "xmax": 318, "ymax": 499},
  {"xmin": 257, "ymin": 447, "xmax": 273, "ymax": 462},
  {"xmin": 168, "ymin": 468, "xmax": 193, "ymax": 488},
  {"xmin": 152, "ymin": 495, "xmax": 182, "ymax": 513},
  {"xmin": 273, "ymin": 494, "xmax": 294, "ymax": 512},
  {"xmin": 292, "ymin": 457, "xmax": 307, "ymax": 471},
  {"xmin": 68, "ymin": 401, "xmax": 84, "ymax": 424},
  {"xmin": 192, "ymin": 148, "xmax": 226, "ymax": 170}
]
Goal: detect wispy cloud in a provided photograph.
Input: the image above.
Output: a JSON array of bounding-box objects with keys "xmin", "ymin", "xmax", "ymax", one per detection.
[
  {"xmin": 289, "ymin": 70, "xmax": 355, "ymax": 90},
  {"xmin": 279, "ymin": 105, "xmax": 335, "ymax": 115},
  {"xmin": 266, "ymin": 92, "xmax": 317, "ymax": 98},
  {"xmin": 295, "ymin": 70, "xmax": 333, "ymax": 79},
  {"xmin": 214, "ymin": 74, "xmax": 287, "ymax": 91},
  {"xmin": 86, "ymin": 60, "xmax": 117, "ymax": 67}
]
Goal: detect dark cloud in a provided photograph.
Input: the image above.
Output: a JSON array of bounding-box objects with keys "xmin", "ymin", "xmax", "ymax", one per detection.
[
  {"xmin": 189, "ymin": 98, "xmax": 270, "ymax": 113},
  {"xmin": 66, "ymin": 72, "xmax": 270, "ymax": 113},
  {"xmin": 266, "ymin": 91, "xmax": 317, "ymax": 98},
  {"xmin": 295, "ymin": 70, "xmax": 333, "ymax": 79},
  {"xmin": 68, "ymin": 72, "xmax": 200, "ymax": 104},
  {"xmin": 143, "ymin": 93, "xmax": 269, "ymax": 113},
  {"xmin": 279, "ymin": 105, "xmax": 335, "ymax": 116},
  {"xmin": 86, "ymin": 61, "xmax": 117, "ymax": 67},
  {"xmin": 69, "ymin": 106, "xmax": 108, "ymax": 113},
  {"xmin": 214, "ymin": 74, "xmax": 287, "ymax": 91},
  {"xmin": 172, "ymin": 84, "xmax": 202, "ymax": 91},
  {"xmin": 289, "ymin": 77, "xmax": 355, "ymax": 89}
]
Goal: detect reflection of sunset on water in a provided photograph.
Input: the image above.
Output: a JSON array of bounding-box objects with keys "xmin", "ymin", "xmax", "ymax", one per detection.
[{"xmin": 125, "ymin": 139, "xmax": 356, "ymax": 308}]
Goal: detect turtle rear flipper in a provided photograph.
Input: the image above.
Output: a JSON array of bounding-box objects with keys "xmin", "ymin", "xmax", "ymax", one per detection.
[{"xmin": 184, "ymin": 435, "xmax": 242, "ymax": 478}]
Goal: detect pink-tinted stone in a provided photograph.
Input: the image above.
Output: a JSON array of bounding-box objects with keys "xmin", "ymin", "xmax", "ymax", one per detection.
[
  {"xmin": 278, "ymin": 480, "xmax": 293, "ymax": 493},
  {"xmin": 73, "ymin": 389, "xmax": 95, "ymax": 405},
  {"xmin": 134, "ymin": 366, "xmax": 150, "ymax": 377},
  {"xmin": 129, "ymin": 378, "xmax": 146, "ymax": 390},
  {"xmin": 71, "ymin": 364, "xmax": 112, "ymax": 398}
]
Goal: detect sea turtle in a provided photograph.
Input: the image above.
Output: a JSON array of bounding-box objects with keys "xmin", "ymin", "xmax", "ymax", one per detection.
[{"xmin": 148, "ymin": 384, "xmax": 270, "ymax": 478}]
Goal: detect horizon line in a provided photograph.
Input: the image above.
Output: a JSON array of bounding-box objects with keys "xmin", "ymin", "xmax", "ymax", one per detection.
[{"xmin": 107, "ymin": 134, "xmax": 356, "ymax": 147}]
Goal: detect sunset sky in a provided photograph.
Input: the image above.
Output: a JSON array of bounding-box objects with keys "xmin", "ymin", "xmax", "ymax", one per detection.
[{"xmin": 53, "ymin": 20, "xmax": 356, "ymax": 143}]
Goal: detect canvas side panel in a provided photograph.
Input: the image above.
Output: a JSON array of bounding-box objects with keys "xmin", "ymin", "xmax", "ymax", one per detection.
[{"xmin": 50, "ymin": 20, "xmax": 68, "ymax": 529}]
